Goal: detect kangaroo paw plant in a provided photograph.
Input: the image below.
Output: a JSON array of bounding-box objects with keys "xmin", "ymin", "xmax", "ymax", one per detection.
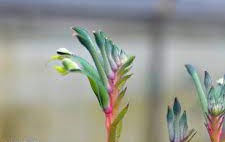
[
  {"xmin": 185, "ymin": 64, "xmax": 225, "ymax": 142},
  {"xmin": 167, "ymin": 97, "xmax": 196, "ymax": 142},
  {"xmin": 51, "ymin": 27, "xmax": 135, "ymax": 142}
]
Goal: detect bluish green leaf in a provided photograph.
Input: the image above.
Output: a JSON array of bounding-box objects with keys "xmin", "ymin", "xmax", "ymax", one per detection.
[
  {"xmin": 119, "ymin": 50, "xmax": 128, "ymax": 64},
  {"xmin": 57, "ymin": 55, "xmax": 110, "ymax": 110},
  {"xmin": 167, "ymin": 106, "xmax": 174, "ymax": 141},
  {"xmin": 73, "ymin": 27, "xmax": 109, "ymax": 90},
  {"xmin": 112, "ymin": 44, "xmax": 122, "ymax": 66},
  {"xmin": 167, "ymin": 98, "xmax": 196, "ymax": 142},
  {"xmin": 94, "ymin": 31, "xmax": 105, "ymax": 49},
  {"xmin": 204, "ymin": 71, "xmax": 212, "ymax": 91},
  {"xmin": 71, "ymin": 55, "xmax": 100, "ymax": 81},
  {"xmin": 185, "ymin": 64, "xmax": 208, "ymax": 113},
  {"xmin": 173, "ymin": 97, "xmax": 181, "ymax": 117},
  {"xmin": 106, "ymin": 39, "xmax": 118, "ymax": 71},
  {"xmin": 179, "ymin": 111, "xmax": 188, "ymax": 140},
  {"xmin": 93, "ymin": 31, "xmax": 113, "ymax": 78}
]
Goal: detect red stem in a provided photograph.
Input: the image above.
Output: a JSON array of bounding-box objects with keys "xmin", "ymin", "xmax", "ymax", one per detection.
[
  {"xmin": 105, "ymin": 73, "xmax": 120, "ymax": 142},
  {"xmin": 105, "ymin": 112, "xmax": 112, "ymax": 142}
]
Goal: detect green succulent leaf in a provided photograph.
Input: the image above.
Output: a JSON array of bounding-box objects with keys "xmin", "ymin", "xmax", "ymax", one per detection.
[
  {"xmin": 106, "ymin": 39, "xmax": 118, "ymax": 71},
  {"xmin": 112, "ymin": 44, "xmax": 121, "ymax": 66},
  {"xmin": 204, "ymin": 71, "xmax": 212, "ymax": 91},
  {"xmin": 88, "ymin": 77, "xmax": 107, "ymax": 109},
  {"xmin": 114, "ymin": 87, "xmax": 127, "ymax": 110},
  {"xmin": 115, "ymin": 74, "xmax": 133, "ymax": 90},
  {"xmin": 214, "ymin": 84, "xmax": 223, "ymax": 99},
  {"xmin": 72, "ymin": 27, "xmax": 109, "ymax": 90},
  {"xmin": 52, "ymin": 53, "xmax": 110, "ymax": 110},
  {"xmin": 93, "ymin": 31, "xmax": 113, "ymax": 78},
  {"xmin": 167, "ymin": 98, "xmax": 196, "ymax": 142},
  {"xmin": 179, "ymin": 111, "xmax": 188, "ymax": 140},
  {"xmin": 167, "ymin": 106, "xmax": 174, "ymax": 141},
  {"xmin": 173, "ymin": 97, "xmax": 181, "ymax": 117},
  {"xmin": 115, "ymin": 120, "xmax": 123, "ymax": 142},
  {"xmin": 120, "ymin": 66, "xmax": 132, "ymax": 76},
  {"xmin": 72, "ymin": 27, "xmax": 96, "ymax": 51},
  {"xmin": 70, "ymin": 56, "xmax": 110, "ymax": 110},
  {"xmin": 185, "ymin": 64, "xmax": 208, "ymax": 113},
  {"xmin": 70, "ymin": 56, "xmax": 100, "ymax": 82},
  {"xmin": 119, "ymin": 50, "xmax": 128, "ymax": 64},
  {"xmin": 118, "ymin": 56, "xmax": 135, "ymax": 75},
  {"xmin": 109, "ymin": 104, "xmax": 129, "ymax": 142}
]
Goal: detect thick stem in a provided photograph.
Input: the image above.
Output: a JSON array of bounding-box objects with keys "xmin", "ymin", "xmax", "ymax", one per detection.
[
  {"xmin": 206, "ymin": 114, "xmax": 224, "ymax": 142},
  {"xmin": 105, "ymin": 72, "xmax": 120, "ymax": 142},
  {"xmin": 105, "ymin": 113, "xmax": 113, "ymax": 142}
]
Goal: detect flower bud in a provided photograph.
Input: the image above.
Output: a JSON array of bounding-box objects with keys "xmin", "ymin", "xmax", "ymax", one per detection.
[
  {"xmin": 57, "ymin": 48, "xmax": 73, "ymax": 56},
  {"xmin": 62, "ymin": 58, "xmax": 81, "ymax": 71}
]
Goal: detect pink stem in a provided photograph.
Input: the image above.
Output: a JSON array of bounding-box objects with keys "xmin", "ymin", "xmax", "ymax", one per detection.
[
  {"xmin": 105, "ymin": 112, "xmax": 112, "ymax": 142},
  {"xmin": 105, "ymin": 72, "xmax": 120, "ymax": 142}
]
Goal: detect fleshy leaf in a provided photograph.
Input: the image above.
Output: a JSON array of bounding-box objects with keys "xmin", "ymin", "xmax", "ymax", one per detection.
[
  {"xmin": 204, "ymin": 71, "xmax": 212, "ymax": 91},
  {"xmin": 185, "ymin": 64, "xmax": 208, "ymax": 113},
  {"xmin": 93, "ymin": 31, "xmax": 105, "ymax": 49},
  {"xmin": 70, "ymin": 56, "xmax": 100, "ymax": 82},
  {"xmin": 167, "ymin": 98, "xmax": 196, "ymax": 142},
  {"xmin": 118, "ymin": 56, "xmax": 135, "ymax": 74},
  {"xmin": 179, "ymin": 111, "xmax": 188, "ymax": 140},
  {"xmin": 72, "ymin": 27, "xmax": 96, "ymax": 52},
  {"xmin": 94, "ymin": 31, "xmax": 113, "ymax": 78},
  {"xmin": 53, "ymin": 54, "xmax": 110, "ymax": 110},
  {"xmin": 70, "ymin": 56, "xmax": 110, "ymax": 110},
  {"xmin": 73, "ymin": 27, "xmax": 109, "ymax": 90},
  {"xmin": 115, "ymin": 74, "xmax": 133, "ymax": 90},
  {"xmin": 112, "ymin": 44, "xmax": 122, "ymax": 66},
  {"xmin": 173, "ymin": 97, "xmax": 181, "ymax": 117},
  {"xmin": 114, "ymin": 87, "xmax": 127, "ymax": 110},
  {"xmin": 115, "ymin": 120, "xmax": 123, "ymax": 142},
  {"xmin": 106, "ymin": 39, "xmax": 118, "ymax": 71},
  {"xmin": 119, "ymin": 50, "xmax": 128, "ymax": 64},
  {"xmin": 88, "ymin": 77, "xmax": 103, "ymax": 108},
  {"xmin": 120, "ymin": 66, "xmax": 132, "ymax": 77},
  {"xmin": 167, "ymin": 106, "xmax": 174, "ymax": 141}
]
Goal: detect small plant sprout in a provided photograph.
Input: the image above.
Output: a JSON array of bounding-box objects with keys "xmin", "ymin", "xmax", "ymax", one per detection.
[
  {"xmin": 51, "ymin": 27, "xmax": 135, "ymax": 142},
  {"xmin": 185, "ymin": 64, "xmax": 225, "ymax": 142},
  {"xmin": 167, "ymin": 97, "xmax": 196, "ymax": 142}
]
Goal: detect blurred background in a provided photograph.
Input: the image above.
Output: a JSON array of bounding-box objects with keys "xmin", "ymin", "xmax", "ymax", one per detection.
[{"xmin": 1, "ymin": 0, "xmax": 225, "ymax": 141}]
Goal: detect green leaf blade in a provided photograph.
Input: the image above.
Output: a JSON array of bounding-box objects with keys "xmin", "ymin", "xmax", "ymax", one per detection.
[{"xmin": 109, "ymin": 104, "xmax": 129, "ymax": 142}]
